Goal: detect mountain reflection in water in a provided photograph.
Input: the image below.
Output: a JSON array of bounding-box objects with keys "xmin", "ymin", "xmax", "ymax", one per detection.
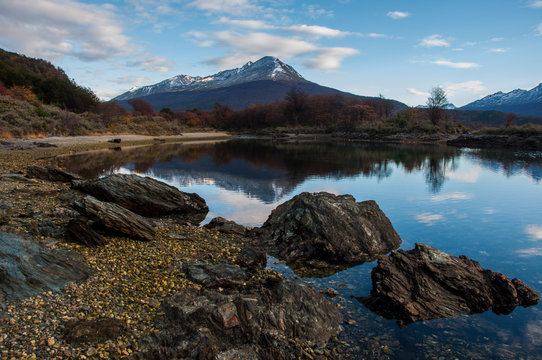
[{"xmin": 59, "ymin": 140, "xmax": 466, "ymax": 202}]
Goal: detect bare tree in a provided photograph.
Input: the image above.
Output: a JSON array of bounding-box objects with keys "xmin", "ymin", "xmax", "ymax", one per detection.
[{"xmin": 426, "ymin": 87, "xmax": 448, "ymax": 125}]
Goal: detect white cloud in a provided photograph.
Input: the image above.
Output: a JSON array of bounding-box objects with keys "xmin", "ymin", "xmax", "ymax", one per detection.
[
  {"xmin": 490, "ymin": 37, "xmax": 504, "ymax": 42},
  {"xmin": 431, "ymin": 60, "xmax": 480, "ymax": 69},
  {"xmin": 0, "ymin": 0, "xmax": 131, "ymax": 61},
  {"xmin": 217, "ymin": 17, "xmax": 276, "ymax": 30},
  {"xmin": 419, "ymin": 34, "xmax": 450, "ymax": 47},
  {"xmin": 445, "ymin": 80, "xmax": 485, "ymax": 95},
  {"xmin": 537, "ymin": 22, "xmax": 542, "ymax": 36},
  {"xmin": 526, "ymin": 225, "xmax": 542, "ymax": 241},
  {"xmin": 407, "ymin": 88, "xmax": 429, "ymax": 97},
  {"xmin": 528, "ymin": 0, "xmax": 542, "ymax": 6},
  {"xmin": 387, "ymin": 11, "xmax": 409, "ymax": 19},
  {"xmin": 489, "ymin": 48, "xmax": 508, "ymax": 53},
  {"xmin": 209, "ymin": 31, "xmax": 358, "ymax": 70},
  {"xmin": 304, "ymin": 4, "xmax": 334, "ymax": 19},
  {"xmin": 415, "ymin": 213, "xmax": 443, "ymax": 226},
  {"xmin": 365, "ymin": 33, "xmax": 390, "ymax": 39},
  {"xmin": 116, "ymin": 76, "xmax": 148, "ymax": 84},
  {"xmin": 128, "ymin": 55, "xmax": 174, "ymax": 72},
  {"xmin": 286, "ymin": 24, "xmax": 350, "ymax": 38},
  {"xmin": 431, "ymin": 192, "xmax": 473, "ymax": 202},
  {"xmin": 188, "ymin": 0, "xmax": 259, "ymax": 15},
  {"xmin": 305, "ymin": 47, "xmax": 359, "ymax": 70}
]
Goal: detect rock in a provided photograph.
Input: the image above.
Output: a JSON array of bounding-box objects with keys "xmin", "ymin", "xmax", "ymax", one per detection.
[
  {"xmin": 66, "ymin": 218, "xmax": 107, "ymax": 247},
  {"xmin": 235, "ymin": 247, "xmax": 266, "ymax": 271},
  {"xmin": 26, "ymin": 166, "xmax": 81, "ymax": 183},
  {"xmin": 108, "ymin": 138, "xmax": 122, "ymax": 143},
  {"xmin": 63, "ymin": 318, "xmax": 128, "ymax": 344},
  {"xmin": 73, "ymin": 174, "xmax": 208, "ymax": 224},
  {"xmin": 136, "ymin": 264, "xmax": 342, "ymax": 359},
  {"xmin": 74, "ymin": 196, "xmax": 155, "ymax": 241},
  {"xmin": 255, "ymin": 192, "xmax": 402, "ymax": 266},
  {"xmin": 360, "ymin": 243, "xmax": 539, "ymax": 327},
  {"xmin": 184, "ymin": 263, "xmax": 248, "ymax": 289},
  {"xmin": 204, "ymin": 217, "xmax": 249, "ymax": 235},
  {"xmin": 322, "ymin": 288, "xmax": 339, "ymax": 298},
  {"xmin": 0, "ymin": 232, "xmax": 91, "ymax": 302}
]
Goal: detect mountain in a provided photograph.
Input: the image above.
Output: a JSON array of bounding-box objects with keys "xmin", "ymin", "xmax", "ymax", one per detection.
[
  {"xmin": 461, "ymin": 83, "xmax": 542, "ymax": 116},
  {"xmin": 416, "ymin": 104, "xmax": 457, "ymax": 110},
  {"xmin": 113, "ymin": 56, "xmax": 407, "ymax": 112}
]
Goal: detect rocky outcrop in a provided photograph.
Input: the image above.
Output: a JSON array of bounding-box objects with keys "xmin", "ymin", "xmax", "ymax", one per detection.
[
  {"xmin": 235, "ymin": 247, "xmax": 267, "ymax": 271},
  {"xmin": 26, "ymin": 166, "xmax": 81, "ymax": 183},
  {"xmin": 74, "ymin": 196, "xmax": 155, "ymax": 241},
  {"xmin": 360, "ymin": 243, "xmax": 539, "ymax": 327},
  {"xmin": 204, "ymin": 217, "xmax": 249, "ymax": 236},
  {"xmin": 66, "ymin": 218, "xmax": 107, "ymax": 247},
  {"xmin": 0, "ymin": 232, "xmax": 91, "ymax": 302},
  {"xmin": 136, "ymin": 264, "xmax": 343, "ymax": 360},
  {"xmin": 447, "ymin": 134, "xmax": 542, "ymax": 151},
  {"xmin": 255, "ymin": 192, "xmax": 401, "ymax": 266},
  {"xmin": 63, "ymin": 318, "xmax": 128, "ymax": 344},
  {"xmin": 72, "ymin": 174, "xmax": 208, "ymax": 224}
]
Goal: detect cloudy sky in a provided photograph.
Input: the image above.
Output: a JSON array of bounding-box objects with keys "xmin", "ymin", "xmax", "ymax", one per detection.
[{"xmin": 0, "ymin": 0, "xmax": 541, "ymax": 106}]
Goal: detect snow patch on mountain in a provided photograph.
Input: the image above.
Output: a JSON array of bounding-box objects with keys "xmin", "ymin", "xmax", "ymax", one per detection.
[
  {"xmin": 463, "ymin": 83, "xmax": 542, "ymax": 109},
  {"xmin": 114, "ymin": 56, "xmax": 306, "ymax": 101}
]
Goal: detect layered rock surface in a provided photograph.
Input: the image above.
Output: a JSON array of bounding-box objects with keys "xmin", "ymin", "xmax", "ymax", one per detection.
[
  {"xmin": 255, "ymin": 192, "xmax": 401, "ymax": 266},
  {"xmin": 73, "ymin": 174, "xmax": 208, "ymax": 224},
  {"xmin": 360, "ymin": 243, "xmax": 539, "ymax": 327},
  {"xmin": 0, "ymin": 232, "xmax": 91, "ymax": 301},
  {"xmin": 136, "ymin": 263, "xmax": 343, "ymax": 359}
]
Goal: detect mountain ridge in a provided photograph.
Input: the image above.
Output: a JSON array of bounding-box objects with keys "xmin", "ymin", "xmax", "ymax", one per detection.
[
  {"xmin": 114, "ymin": 56, "xmax": 307, "ymax": 101},
  {"xmin": 461, "ymin": 83, "xmax": 542, "ymax": 116},
  {"xmin": 113, "ymin": 56, "xmax": 408, "ymax": 112}
]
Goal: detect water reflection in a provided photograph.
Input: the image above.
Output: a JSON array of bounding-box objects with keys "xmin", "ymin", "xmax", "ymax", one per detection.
[{"xmin": 59, "ymin": 140, "xmax": 462, "ymax": 201}]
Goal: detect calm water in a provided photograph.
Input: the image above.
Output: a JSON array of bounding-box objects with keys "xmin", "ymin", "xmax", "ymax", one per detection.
[{"xmin": 60, "ymin": 140, "xmax": 542, "ymax": 359}]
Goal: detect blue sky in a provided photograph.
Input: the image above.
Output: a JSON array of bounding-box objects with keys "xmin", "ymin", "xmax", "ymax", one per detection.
[{"xmin": 0, "ymin": 0, "xmax": 541, "ymax": 106}]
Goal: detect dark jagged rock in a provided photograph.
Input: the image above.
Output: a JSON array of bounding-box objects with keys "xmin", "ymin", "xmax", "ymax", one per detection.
[
  {"xmin": 0, "ymin": 232, "xmax": 91, "ymax": 302},
  {"xmin": 63, "ymin": 318, "xmax": 128, "ymax": 344},
  {"xmin": 184, "ymin": 263, "xmax": 248, "ymax": 289},
  {"xmin": 235, "ymin": 247, "xmax": 266, "ymax": 271},
  {"xmin": 74, "ymin": 196, "xmax": 155, "ymax": 241},
  {"xmin": 66, "ymin": 217, "xmax": 107, "ymax": 247},
  {"xmin": 360, "ymin": 243, "xmax": 540, "ymax": 327},
  {"xmin": 204, "ymin": 217, "xmax": 249, "ymax": 235},
  {"xmin": 447, "ymin": 134, "xmax": 542, "ymax": 151},
  {"xmin": 26, "ymin": 166, "xmax": 81, "ymax": 183},
  {"xmin": 136, "ymin": 264, "xmax": 342, "ymax": 360},
  {"xmin": 255, "ymin": 192, "xmax": 402, "ymax": 267},
  {"xmin": 73, "ymin": 174, "xmax": 208, "ymax": 224}
]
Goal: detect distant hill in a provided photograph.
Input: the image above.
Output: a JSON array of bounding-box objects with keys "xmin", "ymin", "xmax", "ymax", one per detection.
[
  {"xmin": 461, "ymin": 83, "xmax": 542, "ymax": 117},
  {"xmin": 0, "ymin": 48, "xmax": 98, "ymax": 112},
  {"xmin": 114, "ymin": 56, "xmax": 407, "ymax": 112}
]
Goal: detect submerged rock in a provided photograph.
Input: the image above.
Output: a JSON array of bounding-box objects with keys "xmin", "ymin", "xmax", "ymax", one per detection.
[
  {"xmin": 0, "ymin": 232, "xmax": 91, "ymax": 302},
  {"xmin": 360, "ymin": 243, "xmax": 539, "ymax": 327},
  {"xmin": 26, "ymin": 166, "xmax": 81, "ymax": 183},
  {"xmin": 255, "ymin": 192, "xmax": 401, "ymax": 269},
  {"xmin": 74, "ymin": 196, "xmax": 155, "ymax": 241},
  {"xmin": 204, "ymin": 217, "xmax": 249, "ymax": 236},
  {"xmin": 136, "ymin": 263, "xmax": 343, "ymax": 359},
  {"xmin": 73, "ymin": 174, "xmax": 208, "ymax": 224}
]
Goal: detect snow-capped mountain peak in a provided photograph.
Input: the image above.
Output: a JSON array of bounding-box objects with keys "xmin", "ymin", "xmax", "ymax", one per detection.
[{"xmin": 114, "ymin": 56, "xmax": 306, "ymax": 101}]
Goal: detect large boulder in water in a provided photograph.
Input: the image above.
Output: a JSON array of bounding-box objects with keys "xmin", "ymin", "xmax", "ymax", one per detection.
[
  {"xmin": 0, "ymin": 232, "xmax": 91, "ymax": 302},
  {"xmin": 73, "ymin": 174, "xmax": 208, "ymax": 224},
  {"xmin": 255, "ymin": 192, "xmax": 402, "ymax": 266},
  {"xmin": 360, "ymin": 243, "xmax": 539, "ymax": 327},
  {"xmin": 136, "ymin": 263, "xmax": 342, "ymax": 359}
]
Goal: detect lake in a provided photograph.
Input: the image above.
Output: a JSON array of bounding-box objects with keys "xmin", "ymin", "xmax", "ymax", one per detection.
[{"xmin": 59, "ymin": 139, "xmax": 542, "ymax": 359}]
